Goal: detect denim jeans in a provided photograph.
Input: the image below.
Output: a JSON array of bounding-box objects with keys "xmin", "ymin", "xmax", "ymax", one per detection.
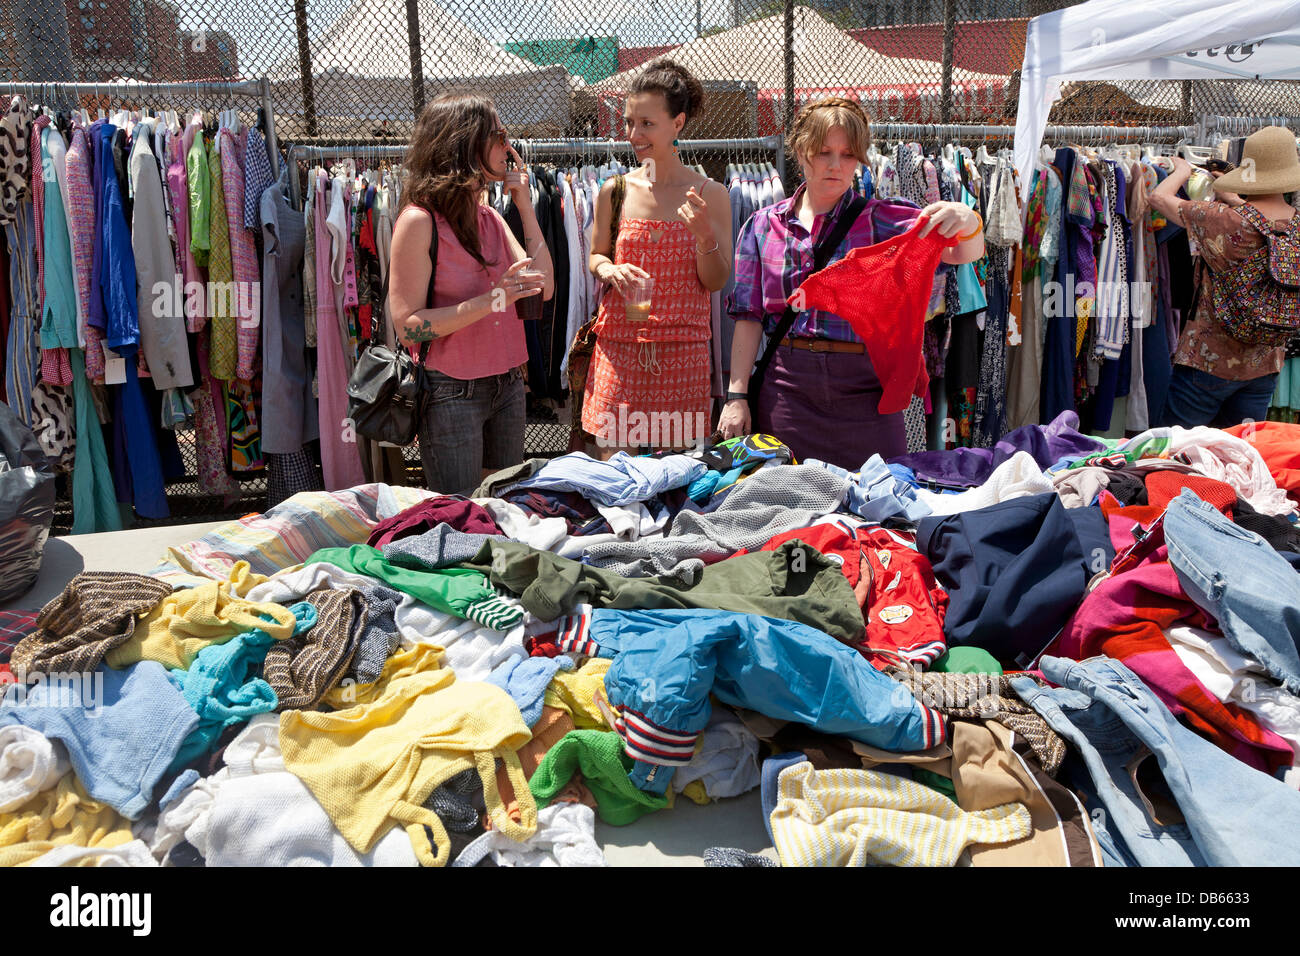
[
  {"xmin": 1159, "ymin": 364, "xmax": 1278, "ymax": 428},
  {"xmin": 1164, "ymin": 489, "xmax": 1300, "ymax": 696},
  {"xmin": 417, "ymin": 366, "xmax": 524, "ymax": 497},
  {"xmin": 1011, "ymin": 655, "xmax": 1300, "ymax": 867}
]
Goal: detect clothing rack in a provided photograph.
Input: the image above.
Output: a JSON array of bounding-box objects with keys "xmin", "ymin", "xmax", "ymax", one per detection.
[
  {"xmin": 0, "ymin": 77, "xmax": 281, "ymax": 178},
  {"xmin": 872, "ymin": 123, "xmax": 1198, "ymax": 145},
  {"xmin": 285, "ymin": 134, "xmax": 789, "ymax": 209},
  {"xmin": 1198, "ymin": 114, "xmax": 1300, "ymax": 143},
  {"xmin": 286, "ymin": 142, "xmax": 411, "ymax": 210}
]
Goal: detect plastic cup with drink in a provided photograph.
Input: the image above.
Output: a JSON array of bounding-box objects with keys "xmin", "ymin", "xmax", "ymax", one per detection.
[{"xmin": 625, "ymin": 274, "xmax": 654, "ymax": 324}]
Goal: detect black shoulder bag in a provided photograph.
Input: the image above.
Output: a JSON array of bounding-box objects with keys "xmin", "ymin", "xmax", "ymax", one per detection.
[
  {"xmin": 345, "ymin": 217, "xmax": 439, "ymax": 447},
  {"xmin": 747, "ymin": 195, "xmax": 868, "ymax": 419}
]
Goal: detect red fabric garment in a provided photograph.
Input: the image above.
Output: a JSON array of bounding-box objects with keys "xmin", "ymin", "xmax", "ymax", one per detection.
[
  {"xmin": 789, "ymin": 216, "xmax": 957, "ymax": 415},
  {"xmin": 1046, "ymin": 495, "xmax": 1294, "ymax": 776},
  {"xmin": 365, "ymin": 496, "xmax": 503, "ymax": 547},
  {"xmin": 739, "ymin": 520, "xmax": 948, "ymax": 670},
  {"xmin": 358, "ymin": 208, "xmax": 378, "ymax": 341},
  {"xmin": 1226, "ymin": 421, "xmax": 1300, "ymax": 503},
  {"xmin": 1145, "ymin": 471, "xmax": 1236, "ymax": 518}
]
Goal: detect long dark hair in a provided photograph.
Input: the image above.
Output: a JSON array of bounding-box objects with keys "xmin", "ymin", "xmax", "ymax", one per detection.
[{"xmin": 401, "ymin": 92, "xmax": 498, "ymax": 267}]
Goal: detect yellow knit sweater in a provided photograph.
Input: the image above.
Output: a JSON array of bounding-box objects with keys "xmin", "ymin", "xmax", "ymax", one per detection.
[
  {"xmin": 0, "ymin": 774, "xmax": 134, "ymax": 867},
  {"xmin": 280, "ymin": 643, "xmax": 536, "ymax": 866},
  {"xmin": 105, "ymin": 561, "xmax": 292, "ymax": 671}
]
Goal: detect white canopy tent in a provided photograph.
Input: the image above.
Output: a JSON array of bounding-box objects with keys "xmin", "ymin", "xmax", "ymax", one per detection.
[
  {"xmin": 592, "ymin": 7, "xmax": 1008, "ymax": 135},
  {"xmin": 268, "ymin": 0, "xmax": 571, "ymax": 136},
  {"xmin": 1014, "ymin": 0, "xmax": 1300, "ymax": 199}
]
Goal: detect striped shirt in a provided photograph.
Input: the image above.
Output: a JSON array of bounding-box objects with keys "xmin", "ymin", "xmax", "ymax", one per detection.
[{"xmin": 727, "ymin": 185, "xmax": 927, "ymax": 342}]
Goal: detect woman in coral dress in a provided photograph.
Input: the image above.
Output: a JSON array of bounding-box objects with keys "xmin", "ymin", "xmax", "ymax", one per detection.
[{"xmin": 583, "ymin": 59, "xmax": 732, "ymax": 455}]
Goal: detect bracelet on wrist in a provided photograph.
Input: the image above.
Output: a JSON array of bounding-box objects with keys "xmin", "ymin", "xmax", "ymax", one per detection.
[
  {"xmin": 956, "ymin": 211, "xmax": 983, "ymax": 242},
  {"xmin": 725, "ymin": 390, "xmax": 749, "ymax": 403},
  {"xmin": 696, "ymin": 240, "xmax": 720, "ymax": 256}
]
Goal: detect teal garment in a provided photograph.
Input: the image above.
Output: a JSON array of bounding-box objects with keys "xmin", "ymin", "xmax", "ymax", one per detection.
[
  {"xmin": 165, "ymin": 602, "xmax": 315, "ymax": 774},
  {"xmin": 1272, "ymin": 357, "xmax": 1300, "ymax": 412},
  {"xmin": 955, "ymin": 187, "xmax": 987, "ymax": 314},
  {"xmin": 528, "ymin": 730, "xmax": 670, "ymax": 826},
  {"xmin": 39, "ymin": 128, "xmax": 79, "ymax": 350},
  {"xmin": 306, "ymin": 544, "xmax": 524, "ymax": 631},
  {"xmin": 68, "ymin": 348, "xmax": 122, "ymax": 535},
  {"xmin": 930, "ymin": 646, "xmax": 1003, "ymax": 675}
]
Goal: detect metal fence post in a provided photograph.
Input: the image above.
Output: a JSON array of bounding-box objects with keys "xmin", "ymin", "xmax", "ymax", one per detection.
[
  {"xmin": 406, "ymin": 0, "xmax": 426, "ymax": 117},
  {"xmin": 783, "ymin": 0, "xmax": 794, "ymax": 134},
  {"xmin": 293, "ymin": 0, "xmax": 318, "ymax": 137},
  {"xmin": 940, "ymin": 0, "xmax": 956, "ymax": 125}
]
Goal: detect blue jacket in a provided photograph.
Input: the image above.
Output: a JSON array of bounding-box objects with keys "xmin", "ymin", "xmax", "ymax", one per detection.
[{"xmin": 558, "ymin": 606, "xmax": 945, "ymax": 794}]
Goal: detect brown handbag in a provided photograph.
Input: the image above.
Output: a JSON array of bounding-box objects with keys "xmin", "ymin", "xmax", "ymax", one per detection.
[{"xmin": 567, "ymin": 173, "xmax": 626, "ymax": 450}]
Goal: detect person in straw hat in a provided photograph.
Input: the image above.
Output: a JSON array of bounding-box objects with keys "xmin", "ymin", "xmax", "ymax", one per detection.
[{"xmin": 1149, "ymin": 125, "xmax": 1300, "ymax": 427}]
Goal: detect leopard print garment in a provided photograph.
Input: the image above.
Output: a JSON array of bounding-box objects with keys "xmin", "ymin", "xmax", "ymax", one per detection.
[
  {"xmin": 0, "ymin": 96, "xmax": 32, "ymax": 226},
  {"xmin": 29, "ymin": 379, "xmax": 75, "ymax": 473}
]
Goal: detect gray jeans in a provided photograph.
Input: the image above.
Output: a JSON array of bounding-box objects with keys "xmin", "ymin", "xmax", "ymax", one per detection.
[{"xmin": 418, "ymin": 365, "xmax": 525, "ymax": 497}]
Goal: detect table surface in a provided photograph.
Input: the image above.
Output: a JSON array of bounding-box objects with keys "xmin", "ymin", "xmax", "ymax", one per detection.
[{"xmin": 5, "ymin": 522, "xmax": 775, "ymax": 866}]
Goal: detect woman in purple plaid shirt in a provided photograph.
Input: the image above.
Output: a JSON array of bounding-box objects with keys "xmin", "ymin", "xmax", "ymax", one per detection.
[{"xmin": 719, "ymin": 97, "xmax": 985, "ymax": 467}]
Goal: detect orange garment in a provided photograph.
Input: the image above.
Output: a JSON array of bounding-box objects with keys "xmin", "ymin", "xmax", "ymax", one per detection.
[
  {"xmin": 1226, "ymin": 421, "xmax": 1300, "ymax": 502},
  {"xmin": 582, "ymin": 218, "xmax": 711, "ymax": 442},
  {"xmin": 493, "ymin": 705, "xmax": 596, "ymax": 826},
  {"xmin": 791, "ymin": 217, "xmax": 957, "ymax": 415}
]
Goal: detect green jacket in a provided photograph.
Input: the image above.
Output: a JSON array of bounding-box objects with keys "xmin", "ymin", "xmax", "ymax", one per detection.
[
  {"xmin": 306, "ymin": 545, "xmax": 523, "ymax": 631},
  {"xmin": 186, "ymin": 131, "xmax": 210, "ymax": 267},
  {"xmin": 459, "ymin": 538, "xmax": 865, "ymax": 645}
]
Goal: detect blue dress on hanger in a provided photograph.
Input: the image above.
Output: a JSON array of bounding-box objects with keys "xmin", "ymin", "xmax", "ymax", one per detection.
[{"xmin": 94, "ymin": 122, "xmax": 169, "ymax": 520}]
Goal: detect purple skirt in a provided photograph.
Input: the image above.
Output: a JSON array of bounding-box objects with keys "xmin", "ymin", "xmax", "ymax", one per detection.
[{"xmin": 754, "ymin": 344, "xmax": 906, "ymax": 470}]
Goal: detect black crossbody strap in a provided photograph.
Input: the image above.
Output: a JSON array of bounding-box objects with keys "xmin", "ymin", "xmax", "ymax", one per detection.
[
  {"xmin": 748, "ymin": 194, "xmax": 868, "ymax": 414},
  {"xmin": 376, "ymin": 207, "xmax": 439, "ymax": 365}
]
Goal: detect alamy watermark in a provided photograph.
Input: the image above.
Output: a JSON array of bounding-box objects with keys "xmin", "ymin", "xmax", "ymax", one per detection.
[
  {"xmin": 152, "ymin": 277, "xmax": 260, "ymax": 328},
  {"xmin": 0, "ymin": 668, "xmax": 105, "ymax": 716}
]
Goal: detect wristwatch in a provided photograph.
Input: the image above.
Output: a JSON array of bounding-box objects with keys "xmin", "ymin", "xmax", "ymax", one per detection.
[{"xmin": 726, "ymin": 390, "xmax": 749, "ymax": 403}]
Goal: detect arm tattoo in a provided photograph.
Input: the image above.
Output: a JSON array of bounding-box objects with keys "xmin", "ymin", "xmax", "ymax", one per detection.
[{"xmin": 408, "ymin": 317, "xmax": 440, "ymax": 342}]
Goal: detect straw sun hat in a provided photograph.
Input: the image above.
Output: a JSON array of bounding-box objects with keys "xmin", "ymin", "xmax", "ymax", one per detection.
[{"xmin": 1212, "ymin": 125, "xmax": 1300, "ymax": 196}]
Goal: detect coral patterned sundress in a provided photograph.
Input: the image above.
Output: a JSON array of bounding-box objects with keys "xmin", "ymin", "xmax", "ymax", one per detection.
[{"xmin": 581, "ymin": 217, "xmax": 712, "ymax": 443}]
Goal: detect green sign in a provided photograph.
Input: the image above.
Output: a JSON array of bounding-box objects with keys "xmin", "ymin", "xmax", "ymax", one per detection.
[{"xmin": 504, "ymin": 36, "xmax": 618, "ymax": 84}]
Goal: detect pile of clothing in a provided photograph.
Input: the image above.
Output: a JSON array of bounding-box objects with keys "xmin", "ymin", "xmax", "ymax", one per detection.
[{"xmin": 2, "ymin": 419, "xmax": 1300, "ymax": 867}]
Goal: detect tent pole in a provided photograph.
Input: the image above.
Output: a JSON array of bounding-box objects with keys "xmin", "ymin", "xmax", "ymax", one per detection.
[
  {"xmin": 293, "ymin": 0, "xmax": 318, "ymax": 138},
  {"xmin": 939, "ymin": 0, "xmax": 956, "ymax": 125},
  {"xmin": 405, "ymin": 0, "xmax": 426, "ymax": 118}
]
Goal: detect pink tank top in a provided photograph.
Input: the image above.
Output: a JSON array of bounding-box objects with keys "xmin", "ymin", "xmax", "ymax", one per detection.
[{"xmin": 423, "ymin": 205, "xmax": 529, "ymax": 379}]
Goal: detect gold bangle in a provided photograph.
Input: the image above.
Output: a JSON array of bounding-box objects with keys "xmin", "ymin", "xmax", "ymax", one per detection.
[{"xmin": 956, "ymin": 211, "xmax": 983, "ymax": 242}]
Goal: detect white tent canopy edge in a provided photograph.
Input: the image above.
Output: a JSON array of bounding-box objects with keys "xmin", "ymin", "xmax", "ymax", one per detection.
[{"xmin": 1014, "ymin": 0, "xmax": 1300, "ymax": 200}]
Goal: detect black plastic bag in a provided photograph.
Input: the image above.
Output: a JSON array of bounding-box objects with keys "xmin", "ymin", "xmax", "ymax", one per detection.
[{"xmin": 0, "ymin": 400, "xmax": 55, "ymax": 603}]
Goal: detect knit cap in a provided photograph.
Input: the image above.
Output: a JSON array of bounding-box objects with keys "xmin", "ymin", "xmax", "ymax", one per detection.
[
  {"xmin": 791, "ymin": 216, "xmax": 956, "ymax": 415},
  {"xmin": 264, "ymin": 588, "xmax": 362, "ymax": 710},
  {"xmin": 10, "ymin": 572, "xmax": 172, "ymax": 677},
  {"xmin": 528, "ymin": 730, "xmax": 670, "ymax": 826}
]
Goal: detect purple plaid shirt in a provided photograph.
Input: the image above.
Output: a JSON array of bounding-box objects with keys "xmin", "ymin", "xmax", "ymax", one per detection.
[{"xmin": 727, "ymin": 185, "xmax": 925, "ymax": 342}]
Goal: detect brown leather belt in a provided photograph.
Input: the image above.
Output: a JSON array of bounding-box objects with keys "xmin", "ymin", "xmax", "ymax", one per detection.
[{"xmin": 781, "ymin": 336, "xmax": 866, "ymax": 354}]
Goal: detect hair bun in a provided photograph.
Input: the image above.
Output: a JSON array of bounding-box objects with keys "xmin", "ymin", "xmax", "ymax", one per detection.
[{"xmin": 632, "ymin": 57, "xmax": 706, "ymax": 123}]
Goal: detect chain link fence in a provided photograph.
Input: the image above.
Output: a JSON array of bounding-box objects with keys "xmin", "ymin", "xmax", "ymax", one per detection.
[{"xmin": 6, "ymin": 0, "xmax": 1300, "ymax": 532}]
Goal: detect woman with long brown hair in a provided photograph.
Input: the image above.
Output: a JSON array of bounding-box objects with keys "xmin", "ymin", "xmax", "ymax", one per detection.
[{"xmin": 388, "ymin": 92, "xmax": 554, "ymax": 495}]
